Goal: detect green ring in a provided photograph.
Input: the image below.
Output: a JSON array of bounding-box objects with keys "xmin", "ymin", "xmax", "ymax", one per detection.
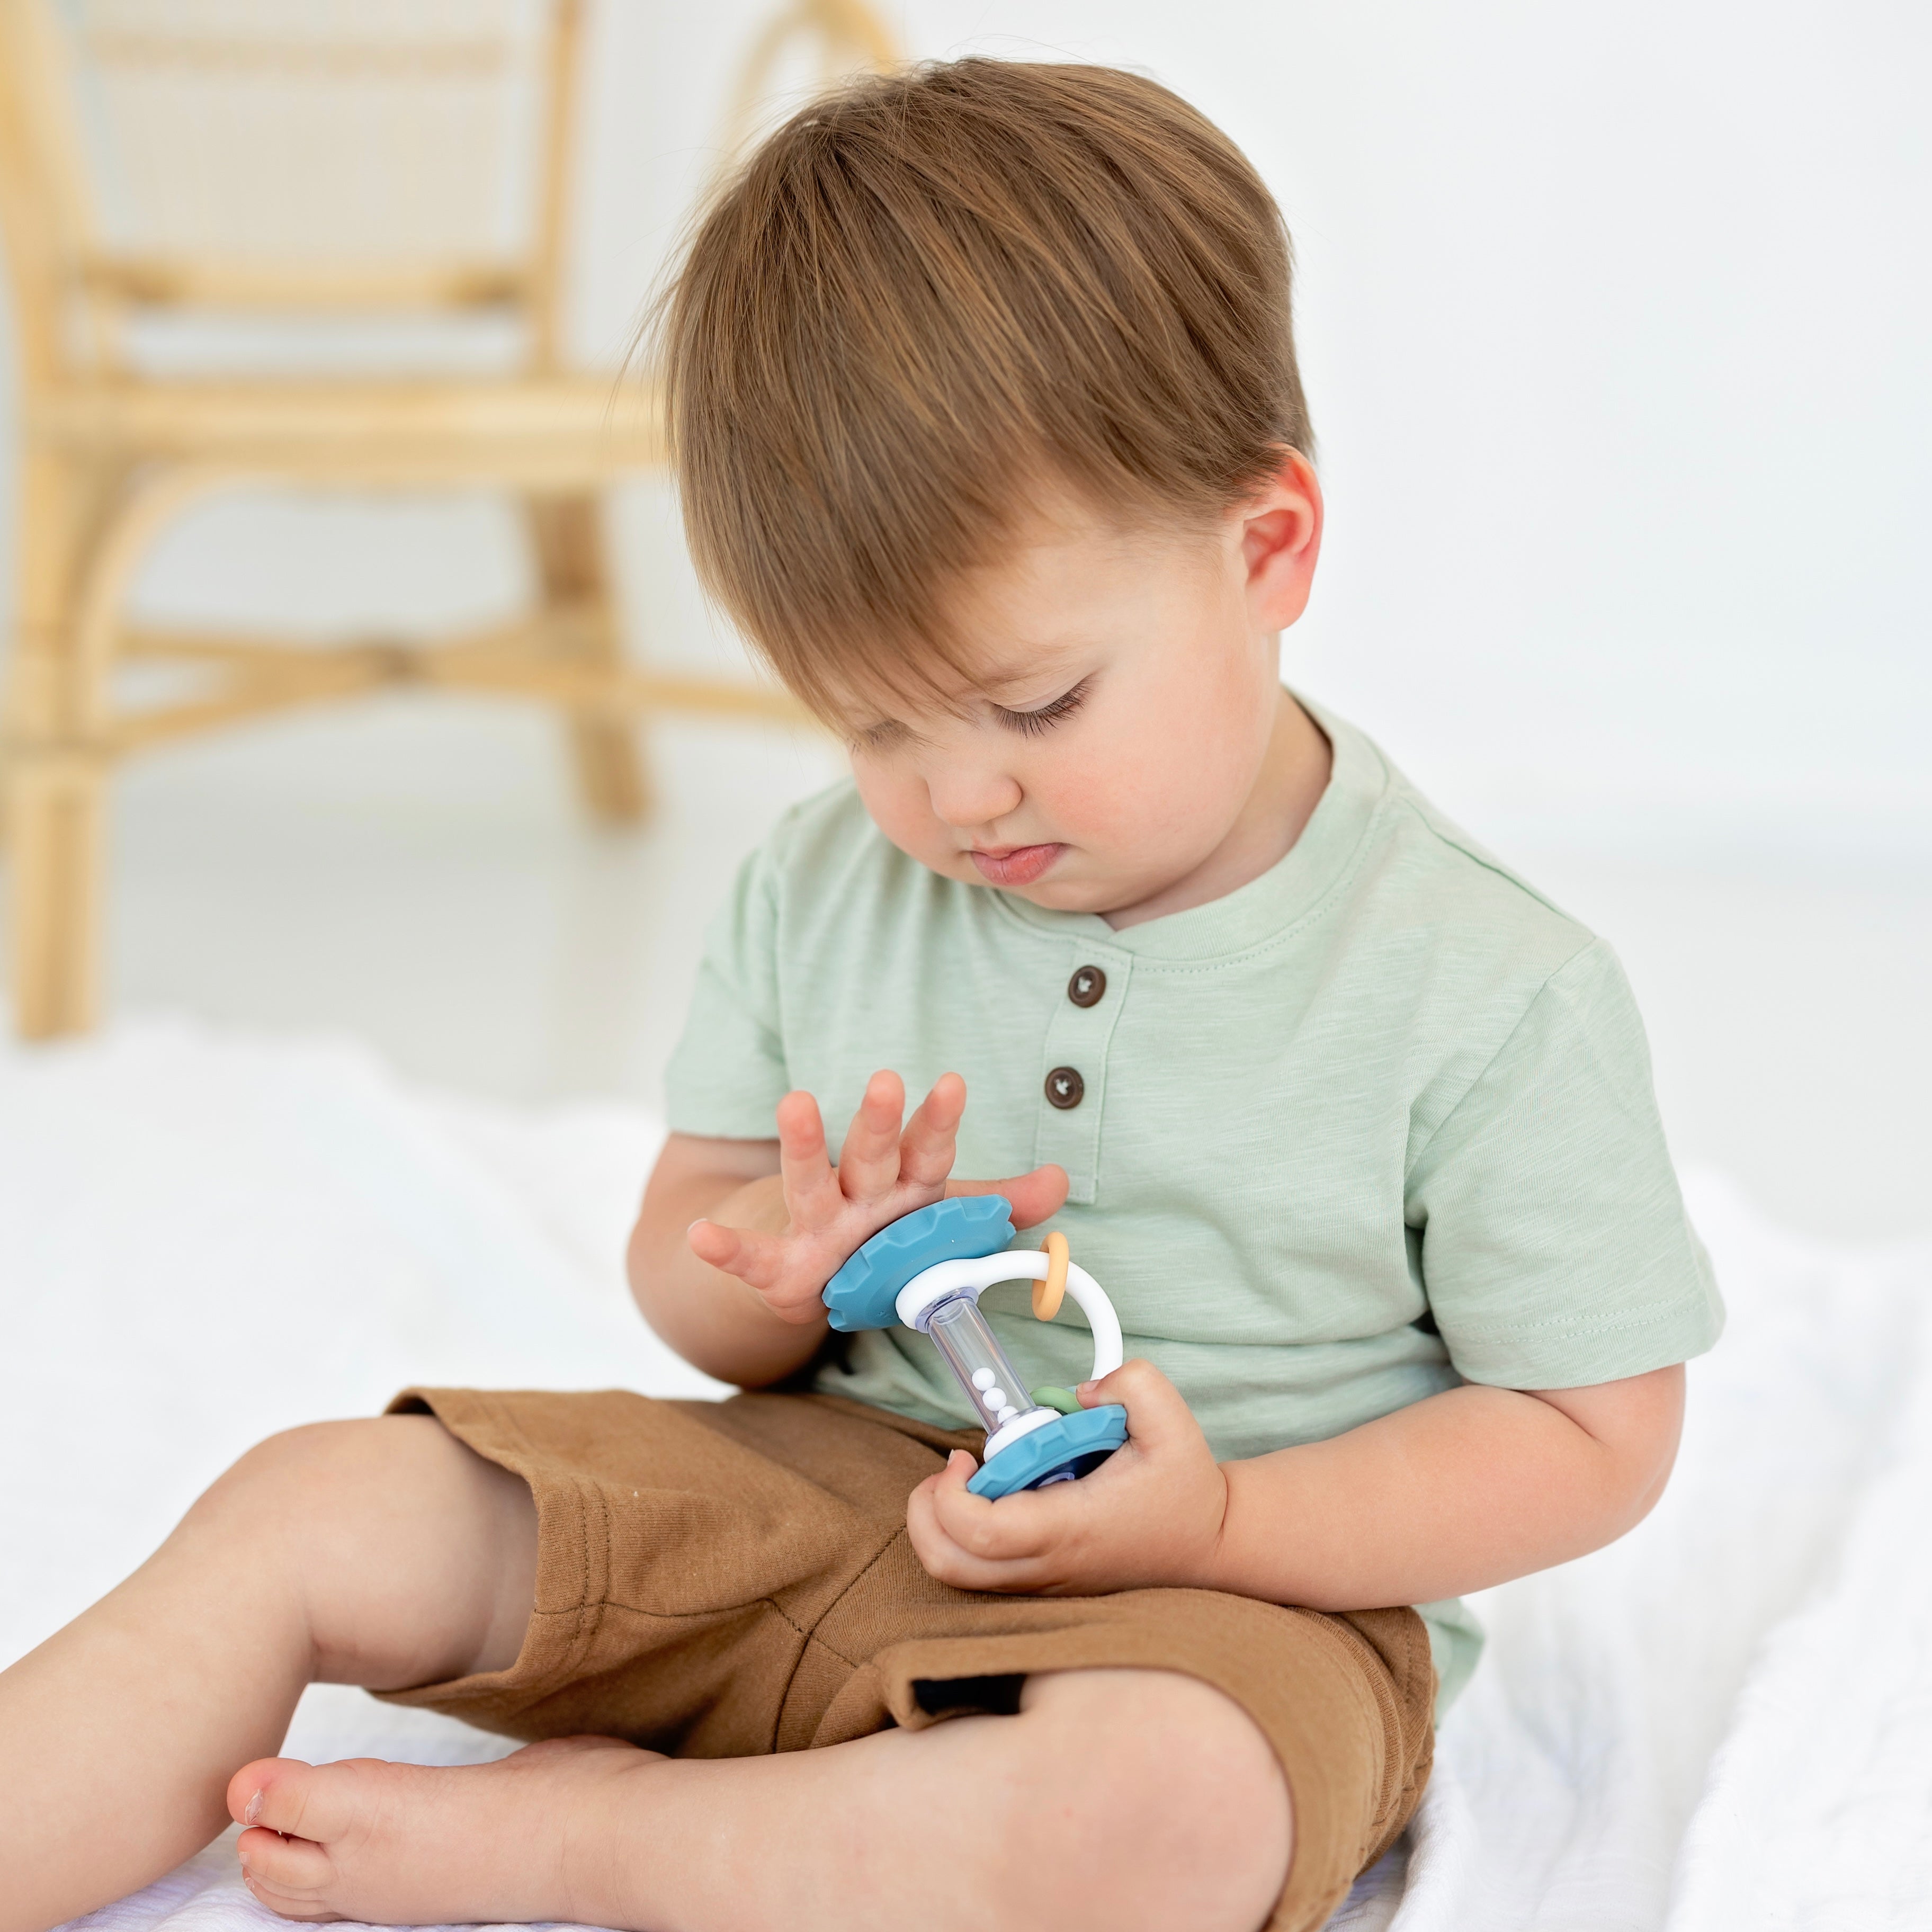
[{"xmin": 1030, "ymin": 1385, "xmax": 1083, "ymax": 1415}]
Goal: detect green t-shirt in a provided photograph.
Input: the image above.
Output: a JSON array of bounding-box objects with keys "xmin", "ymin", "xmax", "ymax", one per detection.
[{"xmin": 664, "ymin": 700, "xmax": 1723, "ymax": 1715}]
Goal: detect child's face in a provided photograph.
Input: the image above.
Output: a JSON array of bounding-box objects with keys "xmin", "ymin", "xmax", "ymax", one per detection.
[{"xmin": 844, "ymin": 455, "xmax": 1325, "ymax": 923}]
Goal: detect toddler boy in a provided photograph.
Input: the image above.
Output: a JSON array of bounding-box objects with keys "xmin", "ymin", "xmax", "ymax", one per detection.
[{"xmin": 0, "ymin": 59, "xmax": 1720, "ymax": 1932}]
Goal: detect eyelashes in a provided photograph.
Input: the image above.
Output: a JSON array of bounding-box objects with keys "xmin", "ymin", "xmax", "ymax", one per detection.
[
  {"xmin": 849, "ymin": 675, "xmax": 1094, "ymax": 750},
  {"xmin": 997, "ymin": 677, "xmax": 1092, "ymax": 738}
]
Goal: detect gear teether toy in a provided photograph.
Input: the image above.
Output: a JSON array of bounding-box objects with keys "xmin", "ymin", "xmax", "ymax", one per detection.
[{"xmin": 822, "ymin": 1196, "xmax": 1128, "ymax": 1499}]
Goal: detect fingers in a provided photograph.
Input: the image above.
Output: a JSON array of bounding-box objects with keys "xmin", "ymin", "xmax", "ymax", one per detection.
[
  {"xmin": 905, "ymin": 1452, "xmax": 1066, "ymax": 1593},
  {"xmin": 926, "ymin": 1465, "xmax": 1055, "ymax": 1561},
  {"xmin": 686, "ymin": 1217, "xmax": 831, "ymax": 1322},
  {"xmin": 685, "ymin": 1214, "xmax": 743, "ymax": 1271},
  {"xmin": 834, "ymin": 1070, "xmax": 908, "ymax": 1203},
  {"xmin": 947, "ymin": 1162, "xmax": 1069, "ymax": 1229},
  {"xmin": 898, "ymin": 1072, "xmax": 967, "ymax": 1188},
  {"xmin": 1079, "ymin": 1358, "xmax": 1201, "ymax": 1451},
  {"xmin": 905, "ymin": 1454, "xmax": 987, "ymax": 1575},
  {"xmin": 686, "ymin": 1218, "xmax": 785, "ymax": 1293},
  {"xmin": 908, "ymin": 1476, "xmax": 1019, "ymax": 1590},
  {"xmin": 775, "ymin": 1090, "xmax": 844, "ymax": 1229}
]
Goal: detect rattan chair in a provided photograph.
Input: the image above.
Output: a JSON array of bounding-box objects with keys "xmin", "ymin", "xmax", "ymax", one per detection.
[{"xmin": 0, "ymin": 0, "xmax": 893, "ymax": 1039}]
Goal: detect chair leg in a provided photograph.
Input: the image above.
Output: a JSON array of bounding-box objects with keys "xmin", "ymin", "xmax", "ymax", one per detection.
[
  {"xmin": 524, "ymin": 492, "xmax": 649, "ymax": 823},
  {"xmin": 4, "ymin": 451, "xmax": 117, "ymax": 1038},
  {"xmin": 4, "ymin": 749, "xmax": 106, "ymax": 1037}
]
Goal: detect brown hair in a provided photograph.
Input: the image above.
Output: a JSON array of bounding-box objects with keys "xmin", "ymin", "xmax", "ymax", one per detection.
[{"xmin": 656, "ymin": 57, "xmax": 1311, "ymax": 721}]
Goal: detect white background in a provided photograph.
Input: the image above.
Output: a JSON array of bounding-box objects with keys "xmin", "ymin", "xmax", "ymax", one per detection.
[
  {"xmin": 654, "ymin": 0, "xmax": 1932, "ymax": 855},
  {"xmin": 0, "ymin": 0, "xmax": 1927, "ymax": 1235}
]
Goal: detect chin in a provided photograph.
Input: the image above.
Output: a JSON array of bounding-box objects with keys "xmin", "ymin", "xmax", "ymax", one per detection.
[{"xmin": 1010, "ymin": 874, "xmax": 1119, "ymax": 913}]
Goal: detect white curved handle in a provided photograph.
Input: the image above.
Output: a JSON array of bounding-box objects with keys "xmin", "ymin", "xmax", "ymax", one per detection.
[{"xmin": 895, "ymin": 1252, "xmax": 1124, "ymax": 1381}]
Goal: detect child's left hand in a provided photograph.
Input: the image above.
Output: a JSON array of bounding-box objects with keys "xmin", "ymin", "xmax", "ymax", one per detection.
[{"xmin": 905, "ymin": 1360, "xmax": 1231, "ymax": 1596}]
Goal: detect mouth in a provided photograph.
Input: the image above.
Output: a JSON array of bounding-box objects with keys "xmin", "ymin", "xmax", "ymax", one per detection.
[{"xmin": 968, "ymin": 842, "xmax": 1066, "ymax": 887}]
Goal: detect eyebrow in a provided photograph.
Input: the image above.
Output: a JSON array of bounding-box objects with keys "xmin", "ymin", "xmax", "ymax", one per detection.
[{"xmin": 967, "ymin": 646, "xmax": 1088, "ymax": 700}]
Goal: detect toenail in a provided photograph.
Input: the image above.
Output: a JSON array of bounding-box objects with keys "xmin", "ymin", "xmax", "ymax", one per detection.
[{"xmin": 243, "ymin": 1788, "xmax": 263, "ymax": 1824}]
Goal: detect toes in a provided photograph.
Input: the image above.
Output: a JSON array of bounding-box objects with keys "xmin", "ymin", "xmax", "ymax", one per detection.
[
  {"xmin": 228, "ymin": 1755, "xmax": 303, "ymax": 1832},
  {"xmin": 238, "ymin": 1824, "xmax": 341, "ymax": 1918},
  {"xmin": 239, "ymin": 1881, "xmax": 346, "ymax": 1923},
  {"xmin": 228, "ymin": 1756, "xmax": 274, "ymax": 1828},
  {"xmin": 230, "ymin": 1755, "xmax": 385, "ymax": 1847}
]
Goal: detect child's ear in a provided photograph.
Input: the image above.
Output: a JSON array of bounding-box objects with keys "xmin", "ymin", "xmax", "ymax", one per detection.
[{"xmin": 1238, "ymin": 450, "xmax": 1323, "ymax": 632}]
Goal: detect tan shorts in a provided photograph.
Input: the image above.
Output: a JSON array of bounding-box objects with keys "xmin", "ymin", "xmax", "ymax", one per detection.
[{"xmin": 381, "ymin": 1387, "xmax": 1433, "ymax": 1932}]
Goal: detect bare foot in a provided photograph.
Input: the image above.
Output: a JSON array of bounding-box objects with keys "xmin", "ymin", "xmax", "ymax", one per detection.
[{"xmin": 227, "ymin": 1734, "xmax": 662, "ymax": 1925}]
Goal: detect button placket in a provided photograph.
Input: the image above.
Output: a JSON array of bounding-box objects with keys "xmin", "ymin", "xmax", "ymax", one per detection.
[{"xmin": 1031, "ymin": 944, "xmax": 1132, "ymax": 1204}]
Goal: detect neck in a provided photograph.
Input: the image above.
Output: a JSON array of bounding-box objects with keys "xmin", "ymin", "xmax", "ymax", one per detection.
[{"xmin": 1102, "ymin": 689, "xmax": 1332, "ymax": 930}]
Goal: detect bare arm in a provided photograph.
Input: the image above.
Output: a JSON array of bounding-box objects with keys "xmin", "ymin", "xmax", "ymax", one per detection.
[
  {"xmin": 1210, "ymin": 1365, "xmax": 1685, "ymax": 1607},
  {"xmin": 907, "ymin": 1355, "xmax": 1686, "ymax": 1607}
]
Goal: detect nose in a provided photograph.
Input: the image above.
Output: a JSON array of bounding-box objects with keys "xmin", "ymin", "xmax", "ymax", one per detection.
[{"xmin": 925, "ymin": 757, "xmax": 1023, "ymax": 831}]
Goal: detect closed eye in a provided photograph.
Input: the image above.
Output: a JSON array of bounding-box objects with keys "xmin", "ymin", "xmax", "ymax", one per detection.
[{"xmin": 995, "ymin": 677, "xmax": 1092, "ymax": 738}]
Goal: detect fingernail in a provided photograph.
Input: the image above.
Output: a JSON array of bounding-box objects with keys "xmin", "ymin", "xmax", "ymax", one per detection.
[{"xmin": 243, "ymin": 1788, "xmax": 263, "ymax": 1825}]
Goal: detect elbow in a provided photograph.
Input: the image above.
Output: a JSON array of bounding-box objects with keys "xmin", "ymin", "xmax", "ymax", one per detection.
[
  {"xmin": 1528, "ymin": 1362, "xmax": 1687, "ymax": 1560},
  {"xmin": 625, "ymin": 1201, "xmax": 686, "ymax": 1331},
  {"xmin": 624, "ymin": 1212, "xmax": 654, "ymax": 1312},
  {"xmin": 1608, "ymin": 1426, "xmax": 1681, "ymax": 1541},
  {"xmin": 1576, "ymin": 1399, "xmax": 1685, "ymax": 1545}
]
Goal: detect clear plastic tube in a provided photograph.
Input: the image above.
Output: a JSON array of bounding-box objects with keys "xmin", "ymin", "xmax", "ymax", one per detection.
[{"xmin": 922, "ymin": 1293, "xmax": 1037, "ymax": 1433}]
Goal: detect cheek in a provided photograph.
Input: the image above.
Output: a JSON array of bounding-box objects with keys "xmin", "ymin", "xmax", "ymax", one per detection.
[
  {"xmin": 851, "ymin": 762, "xmax": 949, "ymax": 863},
  {"xmin": 1142, "ymin": 643, "xmax": 1271, "ymax": 791},
  {"xmin": 1042, "ymin": 672, "xmax": 1250, "ymax": 846},
  {"xmin": 1023, "ymin": 738, "xmax": 1184, "ymax": 864}
]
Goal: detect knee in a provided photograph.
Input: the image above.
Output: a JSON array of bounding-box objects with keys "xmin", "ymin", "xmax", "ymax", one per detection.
[
  {"xmin": 189, "ymin": 1417, "xmax": 431, "ymax": 1540},
  {"xmin": 179, "ymin": 1416, "xmax": 534, "ymax": 1681},
  {"xmin": 999, "ymin": 1670, "xmax": 1291, "ymax": 1932},
  {"xmin": 181, "ymin": 1418, "xmax": 443, "ymax": 1598}
]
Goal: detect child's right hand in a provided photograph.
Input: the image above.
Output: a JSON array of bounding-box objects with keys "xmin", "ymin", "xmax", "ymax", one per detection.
[{"xmin": 686, "ymin": 1070, "xmax": 1067, "ymax": 1325}]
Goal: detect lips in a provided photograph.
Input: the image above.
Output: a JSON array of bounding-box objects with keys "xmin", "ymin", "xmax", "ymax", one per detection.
[{"xmin": 968, "ymin": 842, "xmax": 1065, "ymax": 887}]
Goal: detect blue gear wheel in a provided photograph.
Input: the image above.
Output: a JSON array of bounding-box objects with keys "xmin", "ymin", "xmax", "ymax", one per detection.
[
  {"xmin": 967, "ymin": 1405, "xmax": 1129, "ymax": 1498},
  {"xmin": 822, "ymin": 1194, "xmax": 1016, "ymax": 1332}
]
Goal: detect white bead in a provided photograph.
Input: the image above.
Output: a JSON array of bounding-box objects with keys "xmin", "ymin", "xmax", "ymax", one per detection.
[
  {"xmin": 995, "ymin": 1405, "xmax": 1019, "ymax": 1423},
  {"xmin": 971, "ymin": 1367, "xmax": 997, "ymax": 1390},
  {"xmin": 981, "ymin": 1387, "xmax": 1007, "ymax": 1411}
]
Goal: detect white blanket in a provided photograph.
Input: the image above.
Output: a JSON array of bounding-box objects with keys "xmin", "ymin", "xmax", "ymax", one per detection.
[{"xmin": 3, "ymin": 1021, "xmax": 1927, "ymax": 1932}]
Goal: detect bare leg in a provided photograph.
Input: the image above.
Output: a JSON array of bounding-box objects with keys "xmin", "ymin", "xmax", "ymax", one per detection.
[
  {"xmin": 0, "ymin": 1417, "xmax": 536, "ymax": 1932},
  {"xmin": 231, "ymin": 1667, "xmax": 1291, "ymax": 1932}
]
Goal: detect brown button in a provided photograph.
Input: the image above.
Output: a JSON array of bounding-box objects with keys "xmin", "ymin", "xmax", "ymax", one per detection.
[
  {"xmin": 1044, "ymin": 1066, "xmax": 1085, "ymax": 1110},
  {"xmin": 1067, "ymin": 965, "xmax": 1107, "ymax": 1008}
]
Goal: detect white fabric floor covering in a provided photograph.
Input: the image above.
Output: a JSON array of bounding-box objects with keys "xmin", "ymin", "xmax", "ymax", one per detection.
[{"xmin": 3, "ymin": 1019, "xmax": 1927, "ymax": 1932}]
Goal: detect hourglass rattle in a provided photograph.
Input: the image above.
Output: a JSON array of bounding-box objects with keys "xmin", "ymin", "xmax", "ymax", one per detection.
[{"xmin": 823, "ymin": 1195, "xmax": 1129, "ymax": 1499}]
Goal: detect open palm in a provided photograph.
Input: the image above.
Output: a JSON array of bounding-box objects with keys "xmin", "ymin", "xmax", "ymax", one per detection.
[{"xmin": 687, "ymin": 1070, "xmax": 1067, "ymax": 1323}]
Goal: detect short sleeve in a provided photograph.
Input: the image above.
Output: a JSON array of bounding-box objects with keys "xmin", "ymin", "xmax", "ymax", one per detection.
[
  {"xmin": 1405, "ymin": 939, "xmax": 1723, "ymax": 1389},
  {"xmin": 662, "ymin": 843, "xmax": 791, "ymax": 1140}
]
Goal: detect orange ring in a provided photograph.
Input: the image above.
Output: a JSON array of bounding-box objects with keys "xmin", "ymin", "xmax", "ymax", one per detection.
[{"xmin": 1033, "ymin": 1231, "xmax": 1069, "ymax": 1320}]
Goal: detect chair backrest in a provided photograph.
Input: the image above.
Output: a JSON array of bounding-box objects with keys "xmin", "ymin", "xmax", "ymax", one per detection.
[
  {"xmin": 716, "ymin": 0, "xmax": 897, "ymax": 166},
  {"xmin": 0, "ymin": 0, "xmax": 583, "ymax": 383}
]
